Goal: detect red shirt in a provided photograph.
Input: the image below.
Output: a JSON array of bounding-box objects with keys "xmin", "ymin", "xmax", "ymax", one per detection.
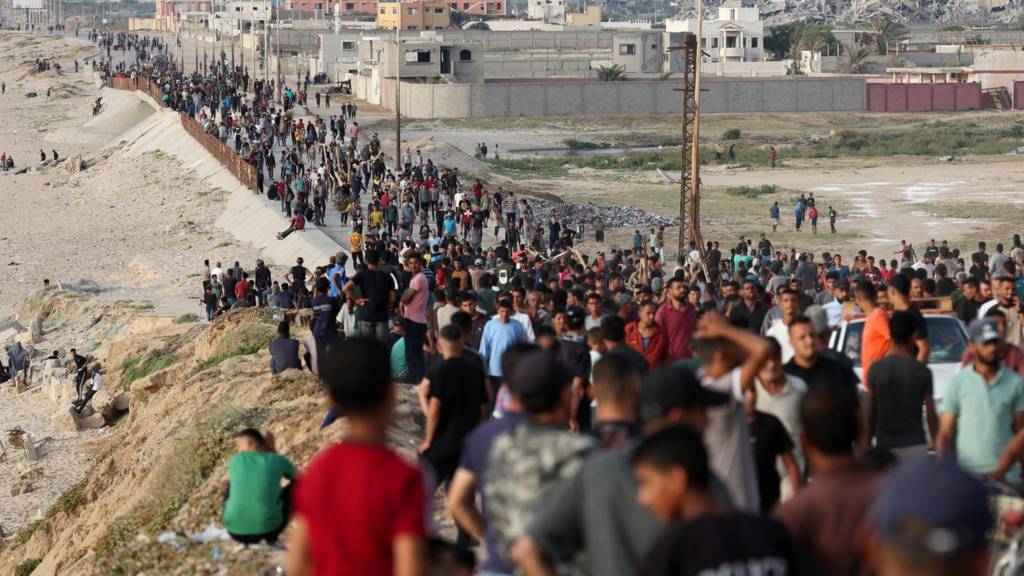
[
  {"xmin": 625, "ymin": 321, "xmax": 668, "ymax": 367},
  {"xmin": 234, "ymin": 280, "xmax": 250, "ymax": 300},
  {"xmin": 295, "ymin": 442, "xmax": 426, "ymax": 576},
  {"xmin": 292, "ymin": 212, "xmax": 306, "ymax": 230},
  {"xmin": 655, "ymin": 301, "xmax": 698, "ymax": 361}
]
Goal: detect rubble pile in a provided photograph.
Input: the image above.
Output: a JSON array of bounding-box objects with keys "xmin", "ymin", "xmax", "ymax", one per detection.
[
  {"xmin": 683, "ymin": 0, "xmax": 1024, "ymax": 29},
  {"xmin": 528, "ymin": 198, "xmax": 678, "ymax": 229}
]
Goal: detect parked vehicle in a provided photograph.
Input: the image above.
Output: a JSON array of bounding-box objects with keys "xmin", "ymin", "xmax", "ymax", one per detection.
[{"xmin": 829, "ymin": 313, "xmax": 969, "ymax": 401}]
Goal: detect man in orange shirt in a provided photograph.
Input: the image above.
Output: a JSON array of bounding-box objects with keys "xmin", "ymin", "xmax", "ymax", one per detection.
[
  {"xmin": 856, "ymin": 279, "xmax": 890, "ymax": 381},
  {"xmin": 625, "ymin": 301, "xmax": 668, "ymax": 367}
]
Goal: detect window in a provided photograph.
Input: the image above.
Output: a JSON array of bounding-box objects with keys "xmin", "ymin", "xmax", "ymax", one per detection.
[
  {"xmin": 314, "ymin": 2, "xmax": 322, "ymax": 8},
  {"xmin": 711, "ymin": 37, "xmax": 718, "ymax": 48},
  {"xmin": 742, "ymin": 37, "xmax": 747, "ymax": 47},
  {"xmin": 463, "ymin": 3, "xmax": 469, "ymax": 8},
  {"xmin": 459, "ymin": 48, "xmax": 472, "ymax": 60},
  {"xmin": 391, "ymin": 7, "xmax": 396, "ymax": 14},
  {"xmin": 496, "ymin": 2, "xmax": 501, "ymax": 9},
  {"xmin": 405, "ymin": 49, "xmax": 431, "ymax": 63},
  {"xmin": 379, "ymin": 7, "xmax": 385, "ymax": 13},
  {"xmin": 730, "ymin": 9, "xmax": 735, "ymax": 18},
  {"xmin": 342, "ymin": 41, "xmax": 355, "ymax": 49},
  {"xmin": 751, "ymin": 37, "xmax": 758, "ymax": 48},
  {"xmin": 345, "ymin": 2, "xmax": 353, "ymax": 9},
  {"xmin": 450, "ymin": 2, "xmax": 457, "ymax": 7},
  {"xmin": 435, "ymin": 7, "xmax": 443, "ymax": 13},
  {"xmin": 406, "ymin": 7, "xmax": 416, "ymax": 14},
  {"xmin": 619, "ymin": 43, "xmax": 636, "ymax": 55},
  {"xmin": 725, "ymin": 35, "xmax": 736, "ymax": 48}
]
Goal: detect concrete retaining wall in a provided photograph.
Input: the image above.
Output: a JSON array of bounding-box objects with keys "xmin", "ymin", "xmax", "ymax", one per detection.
[
  {"xmin": 383, "ymin": 77, "xmax": 867, "ymax": 118},
  {"xmin": 107, "ymin": 91, "xmax": 341, "ymax": 270}
]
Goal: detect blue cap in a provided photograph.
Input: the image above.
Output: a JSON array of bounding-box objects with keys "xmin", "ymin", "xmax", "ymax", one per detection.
[
  {"xmin": 969, "ymin": 318, "xmax": 1001, "ymax": 345},
  {"xmin": 872, "ymin": 456, "xmax": 992, "ymax": 554}
]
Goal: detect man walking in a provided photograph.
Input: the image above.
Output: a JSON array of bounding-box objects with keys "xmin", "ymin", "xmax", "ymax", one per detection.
[{"xmin": 400, "ymin": 253, "xmax": 430, "ymax": 384}]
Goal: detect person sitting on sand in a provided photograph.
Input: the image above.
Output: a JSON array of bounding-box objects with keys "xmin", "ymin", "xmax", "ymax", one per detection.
[{"xmin": 223, "ymin": 428, "xmax": 297, "ymax": 545}]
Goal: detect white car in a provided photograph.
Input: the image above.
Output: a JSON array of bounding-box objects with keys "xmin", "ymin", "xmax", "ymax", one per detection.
[{"xmin": 829, "ymin": 314, "xmax": 969, "ymax": 401}]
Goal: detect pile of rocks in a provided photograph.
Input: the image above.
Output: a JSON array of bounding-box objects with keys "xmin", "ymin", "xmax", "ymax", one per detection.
[{"xmin": 528, "ymin": 199, "xmax": 677, "ymax": 230}]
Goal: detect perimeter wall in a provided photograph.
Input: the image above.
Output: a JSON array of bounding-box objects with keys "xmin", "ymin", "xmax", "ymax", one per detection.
[{"xmin": 363, "ymin": 77, "xmax": 868, "ymax": 118}]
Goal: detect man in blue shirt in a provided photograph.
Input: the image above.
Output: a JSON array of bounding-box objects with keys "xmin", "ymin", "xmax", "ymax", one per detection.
[
  {"xmin": 327, "ymin": 253, "xmax": 348, "ymax": 299},
  {"xmin": 479, "ymin": 298, "xmax": 528, "ymax": 411}
]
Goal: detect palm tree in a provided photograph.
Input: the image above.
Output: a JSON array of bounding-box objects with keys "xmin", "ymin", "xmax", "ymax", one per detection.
[
  {"xmin": 846, "ymin": 47, "xmax": 870, "ymax": 73},
  {"xmin": 872, "ymin": 17, "xmax": 908, "ymax": 55},
  {"xmin": 596, "ymin": 64, "xmax": 625, "ymax": 82}
]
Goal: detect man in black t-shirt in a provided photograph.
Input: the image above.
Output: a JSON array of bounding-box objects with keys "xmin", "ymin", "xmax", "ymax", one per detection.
[
  {"xmin": 633, "ymin": 425, "xmax": 812, "ymax": 576},
  {"xmin": 867, "ymin": 311, "xmax": 936, "ymax": 460},
  {"xmin": 286, "ymin": 257, "xmax": 309, "ymax": 294},
  {"xmin": 745, "ymin": 394, "xmax": 800, "ymax": 513},
  {"xmin": 417, "ymin": 325, "xmax": 487, "ymax": 545},
  {"xmin": 345, "ymin": 250, "xmax": 395, "ymax": 342}
]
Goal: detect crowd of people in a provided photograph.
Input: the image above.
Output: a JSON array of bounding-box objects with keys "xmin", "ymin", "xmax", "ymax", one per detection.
[{"xmin": 82, "ymin": 32, "xmax": 1024, "ymax": 576}]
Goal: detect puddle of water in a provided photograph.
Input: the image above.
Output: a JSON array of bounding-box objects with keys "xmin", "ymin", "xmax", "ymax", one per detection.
[{"xmin": 900, "ymin": 181, "xmax": 965, "ymax": 203}]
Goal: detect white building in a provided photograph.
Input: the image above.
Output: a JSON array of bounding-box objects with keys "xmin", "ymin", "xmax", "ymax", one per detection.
[
  {"xmin": 527, "ymin": 0, "xmax": 564, "ymax": 22},
  {"xmin": 666, "ymin": 0, "xmax": 764, "ymax": 63},
  {"xmin": 210, "ymin": 0, "xmax": 272, "ymax": 34}
]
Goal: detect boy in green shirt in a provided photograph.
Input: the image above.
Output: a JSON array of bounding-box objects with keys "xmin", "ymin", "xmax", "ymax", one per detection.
[{"xmin": 223, "ymin": 428, "xmax": 297, "ymax": 544}]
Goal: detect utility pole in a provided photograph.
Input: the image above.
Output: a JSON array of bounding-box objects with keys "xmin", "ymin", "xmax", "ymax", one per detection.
[
  {"xmin": 668, "ymin": 30, "xmax": 709, "ymax": 280},
  {"xmin": 394, "ymin": 25, "xmax": 401, "ymax": 171},
  {"xmin": 275, "ymin": 0, "xmax": 281, "ymax": 101}
]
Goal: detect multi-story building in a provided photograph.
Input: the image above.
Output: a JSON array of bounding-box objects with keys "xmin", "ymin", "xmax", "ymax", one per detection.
[
  {"xmin": 526, "ymin": 0, "xmax": 562, "ymax": 21},
  {"xmin": 337, "ymin": 0, "xmax": 377, "ymax": 16},
  {"xmin": 284, "ymin": 0, "xmax": 331, "ymax": 15},
  {"xmin": 377, "ymin": 0, "xmax": 450, "ymax": 30},
  {"xmin": 448, "ymin": 0, "xmax": 504, "ymax": 17},
  {"xmin": 565, "ymin": 5, "xmax": 600, "ymax": 27},
  {"xmin": 666, "ymin": 0, "xmax": 765, "ymax": 63}
]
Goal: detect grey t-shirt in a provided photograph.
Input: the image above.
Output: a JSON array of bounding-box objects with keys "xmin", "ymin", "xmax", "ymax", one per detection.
[
  {"xmin": 701, "ymin": 368, "xmax": 761, "ymax": 513},
  {"xmin": 529, "ymin": 449, "xmax": 662, "ymax": 576}
]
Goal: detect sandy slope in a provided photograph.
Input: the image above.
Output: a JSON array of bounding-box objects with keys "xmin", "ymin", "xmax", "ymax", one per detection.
[{"xmin": 0, "ymin": 32, "xmax": 264, "ymax": 319}]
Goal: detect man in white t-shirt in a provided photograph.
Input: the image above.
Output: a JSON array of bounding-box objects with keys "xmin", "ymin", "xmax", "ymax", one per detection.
[
  {"xmin": 73, "ymin": 362, "xmax": 103, "ymax": 414},
  {"xmin": 694, "ymin": 314, "xmax": 773, "ymax": 513},
  {"xmin": 755, "ymin": 339, "xmax": 808, "ymax": 501}
]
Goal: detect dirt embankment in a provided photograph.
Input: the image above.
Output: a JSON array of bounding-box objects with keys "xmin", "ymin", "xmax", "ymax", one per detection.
[{"xmin": 0, "ymin": 290, "xmax": 427, "ymax": 575}]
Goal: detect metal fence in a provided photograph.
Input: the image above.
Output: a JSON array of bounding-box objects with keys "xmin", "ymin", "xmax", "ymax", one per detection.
[{"xmin": 106, "ymin": 77, "xmax": 257, "ymax": 192}]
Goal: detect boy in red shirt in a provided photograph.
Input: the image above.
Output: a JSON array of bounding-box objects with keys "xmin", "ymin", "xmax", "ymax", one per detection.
[{"xmin": 287, "ymin": 338, "xmax": 427, "ymax": 576}]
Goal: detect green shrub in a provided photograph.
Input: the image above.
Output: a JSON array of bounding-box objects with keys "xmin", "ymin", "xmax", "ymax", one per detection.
[
  {"xmin": 174, "ymin": 313, "xmax": 200, "ymax": 324},
  {"xmin": 722, "ymin": 128, "xmax": 742, "ymax": 140},
  {"xmin": 119, "ymin": 348, "xmax": 179, "ymax": 390},
  {"xmin": 47, "ymin": 480, "xmax": 88, "ymax": 518},
  {"xmin": 193, "ymin": 323, "xmax": 275, "ymax": 374},
  {"xmin": 564, "ymin": 139, "xmax": 603, "ymax": 150},
  {"xmin": 13, "ymin": 520, "xmax": 42, "ymax": 547},
  {"xmin": 726, "ymin": 185, "xmax": 779, "ymax": 198},
  {"xmin": 15, "ymin": 559, "xmax": 41, "ymax": 576}
]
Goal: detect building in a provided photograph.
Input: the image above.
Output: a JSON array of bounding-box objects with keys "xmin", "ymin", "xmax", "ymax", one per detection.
[
  {"xmin": 449, "ymin": 0, "xmax": 505, "ymax": 17},
  {"xmin": 566, "ymin": 5, "xmax": 601, "ymax": 26},
  {"xmin": 284, "ymin": 0, "xmax": 331, "ymax": 15},
  {"xmin": 526, "ymin": 0, "xmax": 563, "ymax": 21},
  {"xmin": 377, "ymin": 0, "xmax": 451, "ymax": 30},
  {"xmin": 337, "ymin": 0, "xmax": 377, "ymax": 16},
  {"xmin": 611, "ymin": 30, "xmax": 665, "ymax": 74},
  {"xmin": 154, "ymin": 0, "xmax": 214, "ymax": 25},
  {"xmin": 210, "ymin": 0, "xmax": 271, "ymax": 34},
  {"xmin": 666, "ymin": 0, "xmax": 765, "ymax": 63}
]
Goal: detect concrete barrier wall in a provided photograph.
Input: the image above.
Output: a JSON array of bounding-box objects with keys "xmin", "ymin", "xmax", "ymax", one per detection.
[
  {"xmin": 104, "ymin": 89, "xmax": 341, "ymax": 270},
  {"xmin": 391, "ymin": 77, "xmax": 867, "ymax": 118},
  {"xmin": 866, "ymin": 82, "xmax": 982, "ymax": 112}
]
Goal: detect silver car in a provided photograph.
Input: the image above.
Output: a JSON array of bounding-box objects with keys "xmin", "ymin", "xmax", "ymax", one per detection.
[{"xmin": 830, "ymin": 314, "xmax": 970, "ymax": 401}]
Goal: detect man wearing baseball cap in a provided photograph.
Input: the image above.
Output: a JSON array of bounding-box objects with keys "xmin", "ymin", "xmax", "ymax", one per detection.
[
  {"xmin": 870, "ymin": 457, "xmax": 993, "ymax": 576},
  {"xmin": 937, "ymin": 317, "xmax": 1024, "ymax": 483}
]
